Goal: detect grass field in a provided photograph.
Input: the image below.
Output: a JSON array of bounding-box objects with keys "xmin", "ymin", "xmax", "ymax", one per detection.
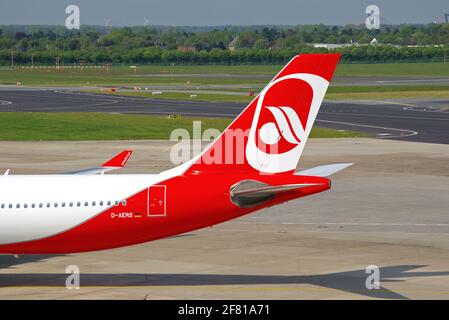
[
  {"xmin": 0, "ymin": 112, "xmax": 370, "ymax": 141},
  {"xmin": 0, "ymin": 66, "xmax": 269, "ymax": 86},
  {"xmin": 335, "ymin": 62, "xmax": 449, "ymax": 77},
  {"xmin": 2, "ymin": 62, "xmax": 449, "ymax": 101},
  {"xmin": 326, "ymin": 90, "xmax": 449, "ymax": 100},
  {"xmin": 89, "ymin": 83, "xmax": 449, "ymax": 103},
  {"xmin": 2, "ymin": 62, "xmax": 449, "ymax": 87},
  {"xmin": 91, "ymin": 90, "xmax": 253, "ymax": 103},
  {"xmin": 326, "ymin": 85, "xmax": 449, "ymax": 100}
]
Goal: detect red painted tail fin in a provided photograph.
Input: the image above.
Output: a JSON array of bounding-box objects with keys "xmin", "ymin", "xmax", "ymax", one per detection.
[{"xmin": 186, "ymin": 53, "xmax": 340, "ymax": 175}]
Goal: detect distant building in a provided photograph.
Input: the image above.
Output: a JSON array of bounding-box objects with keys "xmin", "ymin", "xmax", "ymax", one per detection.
[
  {"xmin": 228, "ymin": 36, "xmax": 239, "ymax": 51},
  {"xmin": 309, "ymin": 43, "xmax": 355, "ymax": 49},
  {"xmin": 405, "ymin": 44, "xmax": 444, "ymax": 48},
  {"xmin": 177, "ymin": 46, "xmax": 197, "ymax": 53},
  {"xmin": 370, "ymin": 38, "xmax": 380, "ymax": 46}
]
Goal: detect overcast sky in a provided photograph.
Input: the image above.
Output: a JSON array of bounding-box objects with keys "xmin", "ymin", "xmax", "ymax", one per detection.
[{"xmin": 0, "ymin": 0, "xmax": 448, "ymax": 26}]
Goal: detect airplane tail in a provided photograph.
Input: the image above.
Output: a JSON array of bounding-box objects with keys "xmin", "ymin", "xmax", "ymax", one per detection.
[{"xmin": 185, "ymin": 53, "xmax": 341, "ymax": 175}]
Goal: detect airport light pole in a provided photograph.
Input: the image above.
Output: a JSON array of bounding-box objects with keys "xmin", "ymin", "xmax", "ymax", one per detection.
[{"xmin": 443, "ymin": 46, "xmax": 446, "ymax": 64}]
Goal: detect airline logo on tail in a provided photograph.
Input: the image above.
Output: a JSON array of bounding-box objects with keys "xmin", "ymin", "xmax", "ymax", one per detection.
[
  {"xmin": 186, "ymin": 53, "xmax": 340, "ymax": 175},
  {"xmin": 246, "ymin": 73, "xmax": 330, "ymax": 173}
]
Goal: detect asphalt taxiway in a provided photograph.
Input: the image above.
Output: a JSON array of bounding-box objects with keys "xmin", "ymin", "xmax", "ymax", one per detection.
[
  {"xmin": 0, "ymin": 89, "xmax": 448, "ymax": 144},
  {"xmin": 0, "ymin": 138, "xmax": 448, "ymax": 299}
]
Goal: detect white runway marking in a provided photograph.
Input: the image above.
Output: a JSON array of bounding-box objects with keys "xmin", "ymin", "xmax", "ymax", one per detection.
[
  {"xmin": 316, "ymin": 119, "xmax": 418, "ymax": 139},
  {"xmin": 320, "ymin": 111, "xmax": 449, "ymax": 121},
  {"xmin": 0, "ymin": 100, "xmax": 12, "ymax": 106},
  {"xmin": 13, "ymin": 91, "xmax": 120, "ymax": 110},
  {"xmin": 375, "ymin": 79, "xmax": 449, "ymax": 84},
  {"xmin": 403, "ymin": 106, "xmax": 449, "ymax": 114}
]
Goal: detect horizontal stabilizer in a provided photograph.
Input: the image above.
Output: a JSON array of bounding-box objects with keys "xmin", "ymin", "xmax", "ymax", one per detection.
[
  {"xmin": 295, "ymin": 163, "xmax": 353, "ymax": 177},
  {"xmin": 67, "ymin": 150, "xmax": 133, "ymax": 175},
  {"xmin": 101, "ymin": 150, "xmax": 133, "ymax": 168}
]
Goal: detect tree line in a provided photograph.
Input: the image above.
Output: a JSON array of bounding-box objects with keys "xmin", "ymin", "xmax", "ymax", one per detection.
[{"xmin": 0, "ymin": 24, "xmax": 448, "ymax": 65}]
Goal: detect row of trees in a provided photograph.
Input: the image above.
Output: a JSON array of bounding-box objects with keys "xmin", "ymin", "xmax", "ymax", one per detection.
[
  {"xmin": 2, "ymin": 46, "xmax": 447, "ymax": 65},
  {"xmin": 0, "ymin": 24, "xmax": 448, "ymax": 65}
]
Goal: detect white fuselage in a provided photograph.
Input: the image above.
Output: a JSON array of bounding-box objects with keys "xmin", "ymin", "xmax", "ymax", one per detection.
[{"xmin": 0, "ymin": 174, "xmax": 161, "ymax": 244}]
